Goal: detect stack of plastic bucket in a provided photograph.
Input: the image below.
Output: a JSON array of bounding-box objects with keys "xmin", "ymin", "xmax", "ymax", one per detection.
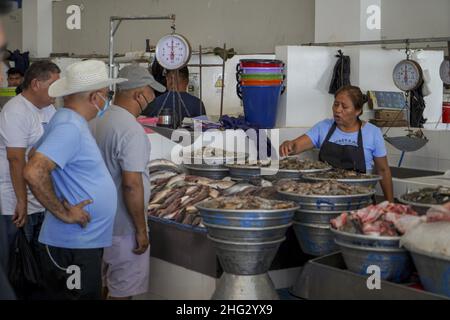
[{"xmin": 236, "ymin": 59, "xmax": 285, "ymax": 129}]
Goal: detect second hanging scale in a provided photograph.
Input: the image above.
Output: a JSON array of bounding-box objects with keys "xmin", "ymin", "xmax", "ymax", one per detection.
[{"xmin": 383, "ymin": 45, "xmax": 429, "ymax": 157}]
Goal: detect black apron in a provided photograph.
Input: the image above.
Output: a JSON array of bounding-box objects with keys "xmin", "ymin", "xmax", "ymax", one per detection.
[{"xmin": 318, "ymin": 121, "xmax": 367, "ymax": 173}]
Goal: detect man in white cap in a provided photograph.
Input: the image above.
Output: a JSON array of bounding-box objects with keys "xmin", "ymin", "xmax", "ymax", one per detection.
[
  {"xmin": 23, "ymin": 60, "xmax": 126, "ymax": 300},
  {"xmin": 92, "ymin": 65, "xmax": 165, "ymax": 299}
]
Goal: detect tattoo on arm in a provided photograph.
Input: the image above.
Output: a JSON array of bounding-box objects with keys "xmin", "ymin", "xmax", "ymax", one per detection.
[{"xmin": 23, "ymin": 152, "xmax": 68, "ymax": 221}]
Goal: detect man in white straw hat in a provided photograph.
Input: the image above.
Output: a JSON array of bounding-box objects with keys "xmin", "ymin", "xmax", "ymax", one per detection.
[
  {"xmin": 24, "ymin": 59, "xmax": 126, "ymax": 300},
  {"xmin": 92, "ymin": 65, "xmax": 165, "ymax": 300}
]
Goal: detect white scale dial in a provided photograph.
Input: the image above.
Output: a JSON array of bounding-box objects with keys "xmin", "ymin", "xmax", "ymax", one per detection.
[
  {"xmin": 392, "ymin": 60, "xmax": 423, "ymax": 92},
  {"xmin": 440, "ymin": 58, "xmax": 450, "ymax": 85},
  {"xmin": 155, "ymin": 34, "xmax": 191, "ymax": 70}
]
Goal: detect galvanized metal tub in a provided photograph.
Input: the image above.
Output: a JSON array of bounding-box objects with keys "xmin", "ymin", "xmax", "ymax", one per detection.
[
  {"xmin": 331, "ymin": 228, "xmax": 403, "ymax": 249},
  {"xmin": 183, "ymin": 164, "xmax": 229, "ymax": 180},
  {"xmin": 397, "ymin": 196, "xmax": 433, "ymax": 215},
  {"xmin": 277, "ymin": 190, "xmax": 375, "ymax": 212},
  {"xmin": 225, "ymin": 164, "xmax": 261, "ymax": 180},
  {"xmin": 294, "ymin": 209, "xmax": 344, "ymax": 225},
  {"xmin": 302, "ymin": 174, "xmax": 382, "ymax": 189},
  {"xmin": 197, "ymin": 206, "xmax": 297, "ymax": 228},
  {"xmin": 334, "ymin": 237, "xmax": 413, "ymax": 283},
  {"xmin": 203, "ymin": 222, "xmax": 292, "ymax": 242},
  {"xmin": 262, "ymin": 166, "xmax": 332, "ymax": 181},
  {"xmin": 292, "ymin": 222, "xmax": 338, "ymax": 256},
  {"xmin": 208, "ymin": 235, "xmax": 286, "ymax": 275},
  {"xmin": 406, "ymin": 246, "xmax": 450, "ymax": 297}
]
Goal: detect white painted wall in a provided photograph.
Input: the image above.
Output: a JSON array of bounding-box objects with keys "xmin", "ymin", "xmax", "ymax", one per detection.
[
  {"xmin": 22, "ymin": 0, "xmax": 53, "ymax": 57},
  {"xmin": 315, "ymin": 0, "xmax": 449, "ymax": 46},
  {"xmin": 50, "ymin": 0, "xmax": 315, "ymax": 55},
  {"xmin": 381, "ymin": 0, "xmax": 450, "ymax": 40},
  {"xmin": 315, "ymin": 0, "xmax": 361, "ymax": 42},
  {"xmin": 2, "ymin": 8, "xmax": 22, "ymax": 51},
  {"xmin": 275, "ymin": 46, "xmax": 444, "ymax": 129}
]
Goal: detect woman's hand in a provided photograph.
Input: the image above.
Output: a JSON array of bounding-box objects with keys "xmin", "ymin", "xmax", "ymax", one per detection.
[{"xmin": 280, "ymin": 141, "xmax": 295, "ymax": 157}]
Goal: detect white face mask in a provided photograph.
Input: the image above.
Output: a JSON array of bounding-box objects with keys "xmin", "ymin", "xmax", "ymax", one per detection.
[{"xmin": 94, "ymin": 93, "xmax": 111, "ymax": 118}]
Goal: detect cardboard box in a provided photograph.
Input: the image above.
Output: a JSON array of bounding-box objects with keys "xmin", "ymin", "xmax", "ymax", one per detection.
[{"xmin": 374, "ymin": 109, "xmax": 406, "ymax": 121}]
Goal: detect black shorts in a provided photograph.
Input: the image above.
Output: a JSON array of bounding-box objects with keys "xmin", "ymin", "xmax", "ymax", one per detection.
[{"xmin": 38, "ymin": 244, "xmax": 103, "ymax": 300}]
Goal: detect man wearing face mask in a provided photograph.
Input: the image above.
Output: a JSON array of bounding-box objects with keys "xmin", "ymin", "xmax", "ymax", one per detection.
[
  {"xmin": 91, "ymin": 65, "xmax": 165, "ymax": 299},
  {"xmin": 23, "ymin": 60, "xmax": 125, "ymax": 300}
]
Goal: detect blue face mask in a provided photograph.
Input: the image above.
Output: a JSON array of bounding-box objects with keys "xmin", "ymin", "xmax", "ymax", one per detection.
[{"xmin": 94, "ymin": 93, "xmax": 111, "ymax": 118}]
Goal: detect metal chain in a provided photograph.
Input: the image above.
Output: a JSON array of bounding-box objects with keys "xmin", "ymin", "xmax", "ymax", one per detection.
[
  {"xmin": 171, "ymin": 19, "xmax": 176, "ymax": 34},
  {"xmin": 405, "ymin": 40, "xmax": 411, "ymax": 60},
  {"xmin": 383, "ymin": 91, "xmax": 410, "ymax": 137}
]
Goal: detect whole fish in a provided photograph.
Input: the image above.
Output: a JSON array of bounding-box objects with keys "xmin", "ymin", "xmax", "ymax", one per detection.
[
  {"xmin": 201, "ymin": 180, "xmax": 235, "ymax": 190},
  {"xmin": 182, "ymin": 213, "xmax": 195, "ymax": 225},
  {"xmin": 209, "ymin": 189, "xmax": 220, "ymax": 198},
  {"xmin": 148, "ymin": 159, "xmax": 183, "ymax": 173},
  {"xmin": 223, "ymin": 183, "xmax": 253, "ymax": 195},
  {"xmin": 166, "ymin": 174, "xmax": 186, "ymax": 187},
  {"xmin": 150, "ymin": 188, "xmax": 172, "ymax": 205},
  {"xmin": 150, "ymin": 171, "xmax": 177, "ymax": 183}
]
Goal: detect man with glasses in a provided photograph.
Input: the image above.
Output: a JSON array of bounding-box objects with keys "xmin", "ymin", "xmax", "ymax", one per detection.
[
  {"xmin": 91, "ymin": 65, "xmax": 165, "ymax": 299},
  {"xmin": 0, "ymin": 61, "xmax": 60, "ymax": 271},
  {"xmin": 23, "ymin": 60, "xmax": 125, "ymax": 300}
]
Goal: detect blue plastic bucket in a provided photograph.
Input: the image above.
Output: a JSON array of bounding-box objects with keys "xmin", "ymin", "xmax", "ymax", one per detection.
[{"xmin": 237, "ymin": 85, "xmax": 283, "ymax": 129}]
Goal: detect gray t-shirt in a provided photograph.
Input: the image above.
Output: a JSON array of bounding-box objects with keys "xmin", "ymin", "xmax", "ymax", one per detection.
[{"xmin": 91, "ymin": 105, "xmax": 151, "ymax": 236}]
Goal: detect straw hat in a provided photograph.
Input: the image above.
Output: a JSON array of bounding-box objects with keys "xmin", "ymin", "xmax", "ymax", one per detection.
[{"xmin": 49, "ymin": 60, "xmax": 127, "ymax": 98}]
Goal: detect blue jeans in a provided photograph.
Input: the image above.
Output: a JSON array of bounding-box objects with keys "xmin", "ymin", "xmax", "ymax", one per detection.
[{"xmin": 0, "ymin": 212, "xmax": 45, "ymax": 270}]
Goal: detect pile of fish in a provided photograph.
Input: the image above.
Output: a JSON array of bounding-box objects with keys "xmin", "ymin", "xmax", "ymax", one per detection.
[
  {"xmin": 188, "ymin": 146, "xmax": 245, "ymax": 159},
  {"xmin": 276, "ymin": 158, "xmax": 329, "ymax": 170},
  {"xmin": 331, "ymin": 202, "xmax": 419, "ymax": 236},
  {"xmin": 148, "ymin": 159, "xmax": 276, "ymax": 227},
  {"xmin": 277, "ymin": 180, "xmax": 372, "ymax": 196},
  {"xmin": 402, "ymin": 187, "xmax": 450, "ymax": 205},
  {"xmin": 305, "ymin": 168, "xmax": 378, "ymax": 180},
  {"xmin": 237, "ymin": 158, "xmax": 329, "ymax": 170},
  {"xmin": 199, "ymin": 196, "xmax": 296, "ymax": 210}
]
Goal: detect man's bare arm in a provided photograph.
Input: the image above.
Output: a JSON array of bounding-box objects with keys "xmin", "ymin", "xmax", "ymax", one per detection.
[
  {"xmin": 24, "ymin": 152, "xmax": 91, "ymax": 227},
  {"xmin": 7, "ymin": 147, "xmax": 28, "ymax": 227}
]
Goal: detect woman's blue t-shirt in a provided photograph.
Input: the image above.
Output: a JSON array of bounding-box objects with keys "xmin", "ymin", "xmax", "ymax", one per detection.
[{"xmin": 305, "ymin": 119, "xmax": 387, "ymax": 172}]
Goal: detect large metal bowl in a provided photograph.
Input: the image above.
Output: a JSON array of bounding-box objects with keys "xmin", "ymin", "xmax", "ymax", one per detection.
[
  {"xmin": 292, "ymin": 222, "xmax": 338, "ymax": 256},
  {"xmin": 330, "ymin": 228, "xmax": 403, "ymax": 249},
  {"xmin": 335, "ymin": 240, "xmax": 414, "ymax": 283},
  {"xmin": 196, "ymin": 203, "xmax": 298, "ymax": 228},
  {"xmin": 262, "ymin": 166, "xmax": 332, "ymax": 181},
  {"xmin": 225, "ymin": 164, "xmax": 262, "ymax": 180},
  {"xmin": 277, "ymin": 190, "xmax": 375, "ymax": 212},
  {"xmin": 405, "ymin": 246, "xmax": 450, "ymax": 297},
  {"xmin": 294, "ymin": 209, "xmax": 344, "ymax": 225},
  {"xmin": 183, "ymin": 164, "xmax": 229, "ymax": 180},
  {"xmin": 200, "ymin": 211, "xmax": 295, "ymax": 228},
  {"xmin": 203, "ymin": 222, "xmax": 292, "ymax": 242},
  {"xmin": 397, "ymin": 196, "xmax": 433, "ymax": 215},
  {"xmin": 302, "ymin": 174, "xmax": 382, "ymax": 189},
  {"xmin": 208, "ymin": 235, "xmax": 286, "ymax": 275}
]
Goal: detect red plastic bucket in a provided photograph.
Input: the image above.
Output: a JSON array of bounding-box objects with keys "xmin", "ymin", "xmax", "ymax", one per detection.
[
  {"xmin": 443, "ymin": 103, "xmax": 450, "ymax": 124},
  {"xmin": 240, "ymin": 59, "xmax": 284, "ymax": 68}
]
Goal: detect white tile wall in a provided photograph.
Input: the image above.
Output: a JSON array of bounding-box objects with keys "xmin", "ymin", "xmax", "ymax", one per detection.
[{"xmin": 400, "ymin": 155, "xmax": 439, "ymax": 171}]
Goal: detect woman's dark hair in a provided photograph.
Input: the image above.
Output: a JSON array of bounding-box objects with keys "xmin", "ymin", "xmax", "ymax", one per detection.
[
  {"xmin": 22, "ymin": 60, "xmax": 60, "ymax": 90},
  {"xmin": 335, "ymin": 85, "xmax": 368, "ymax": 116}
]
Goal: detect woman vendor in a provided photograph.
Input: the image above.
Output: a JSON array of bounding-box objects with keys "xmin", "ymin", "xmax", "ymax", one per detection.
[{"xmin": 280, "ymin": 85, "xmax": 394, "ymax": 202}]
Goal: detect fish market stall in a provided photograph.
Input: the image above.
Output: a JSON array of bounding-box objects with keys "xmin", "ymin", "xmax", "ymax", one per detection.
[
  {"xmin": 145, "ymin": 158, "xmax": 310, "ymax": 299},
  {"xmin": 145, "ymin": 156, "xmax": 450, "ymax": 300}
]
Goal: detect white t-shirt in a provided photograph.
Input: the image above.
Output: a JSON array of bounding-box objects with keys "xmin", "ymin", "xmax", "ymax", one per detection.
[{"xmin": 0, "ymin": 94, "xmax": 56, "ymax": 216}]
